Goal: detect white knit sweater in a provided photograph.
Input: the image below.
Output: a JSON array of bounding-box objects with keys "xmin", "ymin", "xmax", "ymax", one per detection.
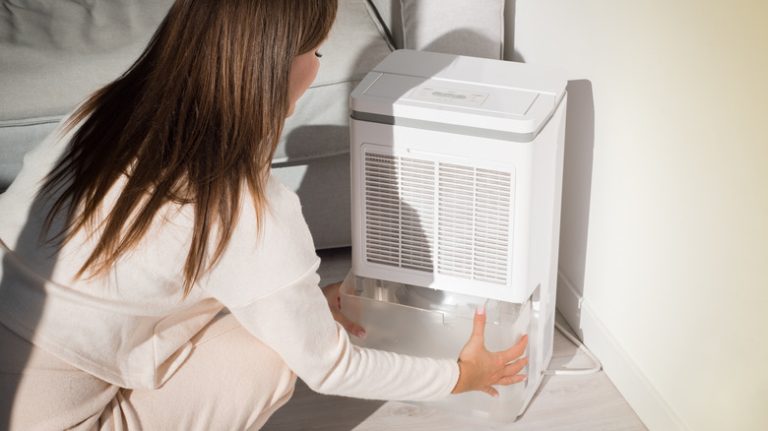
[{"xmin": 0, "ymin": 119, "xmax": 459, "ymax": 400}]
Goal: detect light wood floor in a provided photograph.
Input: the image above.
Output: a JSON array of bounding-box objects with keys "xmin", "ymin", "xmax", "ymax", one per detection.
[{"xmin": 262, "ymin": 248, "xmax": 647, "ymax": 431}]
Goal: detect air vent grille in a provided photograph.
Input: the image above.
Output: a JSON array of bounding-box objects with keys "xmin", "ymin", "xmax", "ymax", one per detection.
[
  {"xmin": 364, "ymin": 151, "xmax": 512, "ymax": 284},
  {"xmin": 364, "ymin": 153, "xmax": 435, "ymax": 272},
  {"xmin": 437, "ymin": 164, "xmax": 512, "ymax": 284}
]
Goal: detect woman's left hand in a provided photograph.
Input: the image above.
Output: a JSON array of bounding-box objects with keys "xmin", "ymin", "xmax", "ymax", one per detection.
[{"xmin": 321, "ymin": 282, "xmax": 366, "ymax": 338}]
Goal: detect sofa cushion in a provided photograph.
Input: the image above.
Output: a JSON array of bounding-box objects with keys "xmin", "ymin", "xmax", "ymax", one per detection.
[
  {"xmin": 0, "ymin": 0, "xmax": 393, "ymax": 189},
  {"xmin": 0, "ymin": 0, "xmax": 174, "ymax": 191},
  {"xmin": 0, "ymin": 0, "xmax": 174, "ymax": 122},
  {"xmin": 400, "ymin": 0, "xmax": 505, "ymax": 59},
  {"xmin": 367, "ymin": 0, "xmax": 402, "ymax": 48}
]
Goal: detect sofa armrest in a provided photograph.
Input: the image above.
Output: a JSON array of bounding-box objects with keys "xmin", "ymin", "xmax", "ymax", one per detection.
[
  {"xmin": 367, "ymin": 0, "xmax": 403, "ymax": 49},
  {"xmin": 367, "ymin": 0, "xmax": 505, "ymax": 59}
]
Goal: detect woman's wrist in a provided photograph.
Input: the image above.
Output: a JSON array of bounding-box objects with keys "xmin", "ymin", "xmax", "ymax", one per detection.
[{"xmin": 451, "ymin": 359, "xmax": 467, "ymax": 394}]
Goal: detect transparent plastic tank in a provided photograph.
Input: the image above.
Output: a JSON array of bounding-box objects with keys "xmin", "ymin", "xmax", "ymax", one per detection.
[{"xmin": 340, "ymin": 275, "xmax": 532, "ymax": 422}]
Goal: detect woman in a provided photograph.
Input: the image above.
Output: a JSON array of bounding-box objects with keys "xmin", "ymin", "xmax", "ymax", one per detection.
[{"xmin": 0, "ymin": 0, "xmax": 528, "ymax": 429}]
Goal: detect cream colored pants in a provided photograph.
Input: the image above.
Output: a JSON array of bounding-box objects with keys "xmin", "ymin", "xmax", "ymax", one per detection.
[{"xmin": 0, "ymin": 314, "xmax": 297, "ymax": 430}]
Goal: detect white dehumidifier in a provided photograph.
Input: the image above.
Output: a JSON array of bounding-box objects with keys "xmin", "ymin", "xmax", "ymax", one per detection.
[{"xmin": 340, "ymin": 49, "xmax": 567, "ymax": 422}]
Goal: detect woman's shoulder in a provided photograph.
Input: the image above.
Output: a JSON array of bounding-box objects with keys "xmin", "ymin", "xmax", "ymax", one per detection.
[
  {"xmin": 260, "ymin": 175, "xmax": 312, "ymax": 229},
  {"xmin": 265, "ymin": 175, "xmax": 301, "ymax": 208},
  {"xmin": 201, "ymin": 175, "xmax": 320, "ymax": 306}
]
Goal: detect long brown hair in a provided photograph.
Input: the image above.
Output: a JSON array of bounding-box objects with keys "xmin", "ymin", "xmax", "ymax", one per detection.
[{"xmin": 40, "ymin": 0, "xmax": 338, "ymax": 296}]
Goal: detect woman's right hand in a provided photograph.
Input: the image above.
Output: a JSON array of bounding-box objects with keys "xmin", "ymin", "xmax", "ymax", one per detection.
[{"xmin": 451, "ymin": 306, "xmax": 529, "ymax": 397}]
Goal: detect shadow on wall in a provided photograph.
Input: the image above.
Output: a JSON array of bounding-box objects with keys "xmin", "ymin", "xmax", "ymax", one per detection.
[
  {"xmin": 501, "ymin": 0, "xmax": 597, "ymax": 344},
  {"xmin": 556, "ymin": 79, "xmax": 595, "ymax": 337}
]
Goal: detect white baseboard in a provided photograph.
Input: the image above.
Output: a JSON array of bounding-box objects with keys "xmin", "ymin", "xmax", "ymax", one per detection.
[{"xmin": 556, "ymin": 271, "xmax": 688, "ymax": 431}]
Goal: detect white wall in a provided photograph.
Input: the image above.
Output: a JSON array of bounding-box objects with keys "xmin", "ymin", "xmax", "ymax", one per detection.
[{"xmin": 507, "ymin": 1, "xmax": 768, "ymax": 430}]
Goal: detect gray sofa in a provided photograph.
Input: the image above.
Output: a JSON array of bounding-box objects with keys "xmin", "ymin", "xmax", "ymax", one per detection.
[{"xmin": 0, "ymin": 0, "xmax": 505, "ymax": 249}]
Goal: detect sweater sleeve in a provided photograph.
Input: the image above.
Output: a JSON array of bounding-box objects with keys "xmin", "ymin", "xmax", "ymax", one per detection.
[
  {"xmin": 227, "ymin": 265, "xmax": 460, "ymax": 401},
  {"xmin": 201, "ymin": 178, "xmax": 460, "ymax": 401}
]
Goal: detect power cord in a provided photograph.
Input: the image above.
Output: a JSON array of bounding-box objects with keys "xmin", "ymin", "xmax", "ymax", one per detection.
[{"xmin": 543, "ymin": 320, "xmax": 602, "ymax": 375}]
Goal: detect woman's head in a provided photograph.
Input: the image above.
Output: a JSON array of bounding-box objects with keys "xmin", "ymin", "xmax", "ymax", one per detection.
[
  {"xmin": 155, "ymin": 0, "xmax": 335, "ymax": 119},
  {"xmin": 142, "ymin": 0, "xmax": 337, "ymax": 145},
  {"xmin": 42, "ymin": 0, "xmax": 338, "ymax": 295}
]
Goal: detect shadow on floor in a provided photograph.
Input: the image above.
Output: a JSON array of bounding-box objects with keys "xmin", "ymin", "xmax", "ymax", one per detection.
[{"xmin": 262, "ymin": 379, "xmax": 385, "ymax": 431}]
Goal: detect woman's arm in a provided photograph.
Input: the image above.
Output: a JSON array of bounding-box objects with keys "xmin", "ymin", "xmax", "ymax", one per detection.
[
  {"xmin": 226, "ymin": 263, "xmax": 459, "ymax": 401},
  {"xmin": 201, "ymin": 179, "xmax": 522, "ymax": 400}
]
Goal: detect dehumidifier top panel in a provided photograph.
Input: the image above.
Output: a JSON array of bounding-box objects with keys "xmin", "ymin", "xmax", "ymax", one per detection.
[
  {"xmin": 350, "ymin": 50, "xmax": 567, "ymax": 137},
  {"xmin": 373, "ymin": 50, "xmax": 566, "ymax": 97}
]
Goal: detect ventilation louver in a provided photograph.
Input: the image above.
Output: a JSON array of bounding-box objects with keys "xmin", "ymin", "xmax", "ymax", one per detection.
[{"xmin": 364, "ymin": 151, "xmax": 513, "ymax": 285}]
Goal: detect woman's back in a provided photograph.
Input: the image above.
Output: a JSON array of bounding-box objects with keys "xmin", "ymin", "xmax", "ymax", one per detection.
[
  {"xmin": 0, "ymin": 118, "xmax": 322, "ymax": 389},
  {"xmin": 0, "ymin": 122, "xmax": 193, "ymax": 306}
]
